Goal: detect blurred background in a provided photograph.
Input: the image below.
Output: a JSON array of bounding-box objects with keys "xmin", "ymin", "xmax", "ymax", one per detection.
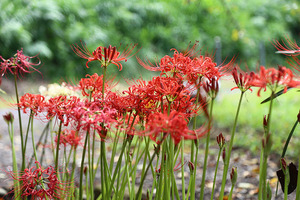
[{"xmin": 1, "ymin": 0, "xmax": 300, "ymax": 81}]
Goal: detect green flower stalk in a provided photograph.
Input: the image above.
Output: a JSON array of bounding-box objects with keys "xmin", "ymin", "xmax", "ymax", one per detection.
[
  {"xmin": 229, "ymin": 166, "xmax": 237, "ymax": 200},
  {"xmin": 4, "ymin": 113, "xmax": 20, "ymax": 200},
  {"xmin": 200, "ymin": 77, "xmax": 218, "ymax": 200},
  {"xmin": 219, "ymin": 67, "xmax": 251, "ymax": 199},
  {"xmin": 211, "ymin": 133, "xmax": 225, "ymax": 200}
]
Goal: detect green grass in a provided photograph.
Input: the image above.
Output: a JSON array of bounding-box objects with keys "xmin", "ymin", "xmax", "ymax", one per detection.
[{"xmin": 213, "ymin": 79, "xmax": 300, "ymax": 158}]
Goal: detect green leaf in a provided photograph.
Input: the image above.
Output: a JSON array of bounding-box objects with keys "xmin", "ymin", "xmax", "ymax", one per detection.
[{"xmin": 260, "ymin": 88, "xmax": 291, "ymax": 104}]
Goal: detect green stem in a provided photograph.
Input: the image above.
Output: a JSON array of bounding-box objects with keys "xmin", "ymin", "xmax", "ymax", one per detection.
[
  {"xmin": 181, "ymin": 140, "xmax": 185, "ymax": 200},
  {"xmin": 259, "ymin": 90, "xmax": 275, "ymax": 200},
  {"xmin": 211, "ymin": 146, "xmax": 224, "ymax": 200},
  {"xmin": 199, "ymin": 98, "xmax": 215, "ymax": 200},
  {"xmin": 79, "ymin": 129, "xmax": 90, "ymax": 200},
  {"xmin": 8, "ymin": 119, "xmax": 20, "ymax": 200},
  {"xmin": 136, "ymin": 140, "xmax": 163, "ymax": 199},
  {"xmin": 54, "ymin": 121, "xmax": 63, "ymax": 172},
  {"xmin": 190, "ymin": 88, "xmax": 200, "ymax": 199},
  {"xmin": 30, "ymin": 110, "xmax": 39, "ymax": 164},
  {"xmin": 284, "ymin": 167, "xmax": 289, "ymax": 200},
  {"xmin": 228, "ymin": 184, "xmax": 235, "ymax": 200},
  {"xmin": 281, "ymin": 119, "xmax": 298, "ymax": 158},
  {"xmin": 14, "ymin": 74, "xmax": 25, "ymax": 171},
  {"xmin": 219, "ymin": 91, "xmax": 244, "ymax": 199},
  {"xmin": 88, "ymin": 131, "xmax": 94, "ymax": 200}
]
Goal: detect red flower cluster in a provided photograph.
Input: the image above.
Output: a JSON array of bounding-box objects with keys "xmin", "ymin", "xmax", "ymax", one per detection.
[
  {"xmin": 6, "ymin": 161, "xmax": 68, "ymax": 199},
  {"xmin": 273, "ymin": 36, "xmax": 300, "ymax": 56},
  {"xmin": 55, "ymin": 129, "xmax": 82, "ymax": 149},
  {"xmin": 231, "ymin": 67, "xmax": 254, "ymax": 92},
  {"xmin": 18, "ymin": 93, "xmax": 46, "ymax": 115},
  {"xmin": 138, "ymin": 43, "xmax": 234, "ymax": 85},
  {"xmin": 0, "ymin": 49, "xmax": 41, "ymax": 78},
  {"xmin": 72, "ymin": 42, "xmax": 137, "ymax": 70},
  {"xmin": 79, "ymin": 73, "xmax": 107, "ymax": 97},
  {"xmin": 249, "ymin": 66, "xmax": 300, "ymax": 96},
  {"xmin": 142, "ymin": 111, "xmax": 207, "ymax": 145}
]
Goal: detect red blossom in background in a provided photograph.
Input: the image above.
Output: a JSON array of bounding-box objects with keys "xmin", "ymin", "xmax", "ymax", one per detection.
[
  {"xmin": 18, "ymin": 93, "xmax": 46, "ymax": 115},
  {"xmin": 69, "ymin": 100, "xmax": 117, "ymax": 139},
  {"xmin": 0, "ymin": 49, "xmax": 41, "ymax": 78},
  {"xmin": 79, "ymin": 73, "xmax": 107, "ymax": 97},
  {"xmin": 249, "ymin": 66, "xmax": 300, "ymax": 96},
  {"xmin": 149, "ymin": 76, "xmax": 184, "ymax": 101},
  {"xmin": 137, "ymin": 42, "xmax": 199, "ymax": 76},
  {"xmin": 55, "ymin": 129, "xmax": 83, "ymax": 149},
  {"xmin": 46, "ymin": 95, "xmax": 81, "ymax": 125},
  {"xmin": 231, "ymin": 67, "xmax": 254, "ymax": 92},
  {"xmin": 272, "ymin": 36, "xmax": 300, "ymax": 56},
  {"xmin": 142, "ymin": 111, "xmax": 207, "ymax": 145},
  {"xmin": 138, "ymin": 43, "xmax": 235, "ymax": 89},
  {"xmin": 72, "ymin": 41, "xmax": 137, "ymax": 70},
  {"xmin": 6, "ymin": 161, "xmax": 69, "ymax": 199}
]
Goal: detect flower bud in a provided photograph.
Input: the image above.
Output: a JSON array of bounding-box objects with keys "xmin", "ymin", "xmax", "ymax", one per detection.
[
  {"xmin": 280, "ymin": 158, "xmax": 287, "ymax": 172},
  {"xmin": 3, "ymin": 112, "xmax": 14, "ymax": 124},
  {"xmin": 230, "ymin": 166, "xmax": 237, "ymax": 186},
  {"xmin": 83, "ymin": 166, "xmax": 88, "ymax": 176},
  {"xmin": 188, "ymin": 161, "xmax": 195, "ymax": 172},
  {"xmin": 263, "ymin": 115, "xmax": 268, "ymax": 131},
  {"xmin": 222, "ymin": 148, "xmax": 226, "ymax": 162},
  {"xmin": 297, "ymin": 110, "xmax": 300, "ymax": 123},
  {"xmin": 216, "ymin": 133, "xmax": 225, "ymax": 149},
  {"xmin": 263, "ymin": 133, "xmax": 272, "ymax": 155}
]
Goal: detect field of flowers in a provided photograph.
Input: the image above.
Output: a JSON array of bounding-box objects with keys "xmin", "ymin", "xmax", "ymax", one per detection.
[{"xmin": 0, "ymin": 38, "xmax": 300, "ymax": 200}]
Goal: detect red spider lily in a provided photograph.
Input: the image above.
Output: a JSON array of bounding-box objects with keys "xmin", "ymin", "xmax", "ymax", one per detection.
[
  {"xmin": 79, "ymin": 73, "xmax": 107, "ymax": 97},
  {"xmin": 69, "ymin": 100, "xmax": 117, "ymax": 139},
  {"xmin": 46, "ymin": 96, "xmax": 81, "ymax": 125},
  {"xmin": 0, "ymin": 49, "xmax": 41, "ymax": 78},
  {"xmin": 137, "ymin": 42, "xmax": 199, "ymax": 75},
  {"xmin": 148, "ymin": 76, "xmax": 185, "ymax": 102},
  {"xmin": 122, "ymin": 80, "xmax": 158, "ymax": 116},
  {"xmin": 231, "ymin": 67, "xmax": 254, "ymax": 92},
  {"xmin": 202, "ymin": 77, "xmax": 219, "ymax": 99},
  {"xmin": 216, "ymin": 133, "xmax": 225, "ymax": 149},
  {"xmin": 167, "ymin": 93, "xmax": 201, "ymax": 118},
  {"xmin": 138, "ymin": 43, "xmax": 235, "ymax": 87},
  {"xmin": 272, "ymin": 36, "xmax": 300, "ymax": 56},
  {"xmin": 142, "ymin": 110, "xmax": 207, "ymax": 145},
  {"xmin": 105, "ymin": 91, "xmax": 129, "ymax": 117},
  {"xmin": 18, "ymin": 93, "xmax": 46, "ymax": 115},
  {"xmin": 55, "ymin": 129, "xmax": 83, "ymax": 149},
  {"xmin": 3, "ymin": 112, "xmax": 14, "ymax": 124},
  {"xmin": 272, "ymin": 36, "xmax": 300, "ymax": 73},
  {"xmin": 72, "ymin": 41, "xmax": 137, "ymax": 70},
  {"xmin": 5, "ymin": 161, "xmax": 69, "ymax": 199},
  {"xmin": 249, "ymin": 66, "xmax": 300, "ymax": 96},
  {"xmin": 186, "ymin": 56, "xmax": 218, "ymax": 85}
]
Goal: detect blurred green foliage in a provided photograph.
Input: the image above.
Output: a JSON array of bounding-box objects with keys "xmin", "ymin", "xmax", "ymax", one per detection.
[{"xmin": 0, "ymin": 0, "xmax": 300, "ymax": 81}]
